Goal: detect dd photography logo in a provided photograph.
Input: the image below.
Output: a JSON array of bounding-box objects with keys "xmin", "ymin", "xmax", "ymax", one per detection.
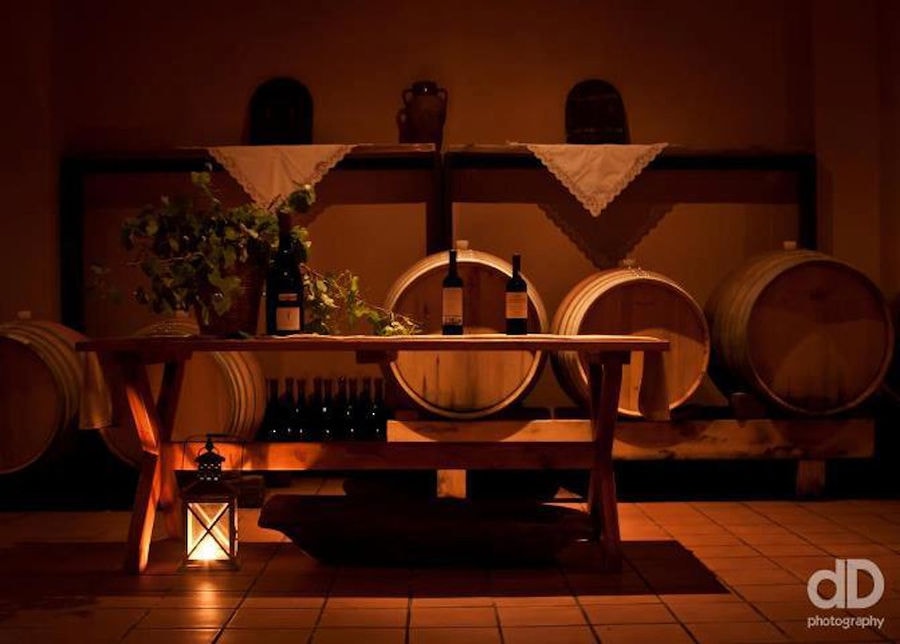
[{"xmin": 806, "ymin": 558, "xmax": 886, "ymax": 631}]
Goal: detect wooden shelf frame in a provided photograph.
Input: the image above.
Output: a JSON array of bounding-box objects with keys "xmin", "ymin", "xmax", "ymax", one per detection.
[
  {"xmin": 59, "ymin": 144, "xmax": 443, "ymax": 331},
  {"xmin": 440, "ymin": 144, "xmax": 817, "ymax": 263}
]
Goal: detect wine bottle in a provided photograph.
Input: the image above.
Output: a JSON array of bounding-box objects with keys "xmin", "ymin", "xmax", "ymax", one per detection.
[
  {"xmin": 357, "ymin": 377, "xmax": 373, "ymax": 440},
  {"xmin": 279, "ymin": 377, "xmax": 298, "ymax": 441},
  {"xmin": 309, "ymin": 377, "xmax": 323, "ymax": 440},
  {"xmin": 343, "ymin": 378, "xmax": 361, "ymax": 441},
  {"xmin": 505, "ymin": 253, "xmax": 528, "ymax": 335},
  {"xmin": 257, "ymin": 378, "xmax": 283, "ymax": 441},
  {"xmin": 266, "ymin": 213, "xmax": 304, "ymax": 336},
  {"xmin": 319, "ymin": 378, "xmax": 338, "ymax": 441},
  {"xmin": 442, "ymin": 249, "xmax": 464, "ymax": 335},
  {"xmin": 292, "ymin": 378, "xmax": 313, "ymax": 442},
  {"xmin": 370, "ymin": 378, "xmax": 388, "ymax": 441}
]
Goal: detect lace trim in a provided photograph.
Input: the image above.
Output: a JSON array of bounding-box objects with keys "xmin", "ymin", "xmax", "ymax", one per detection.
[
  {"xmin": 207, "ymin": 144, "xmax": 355, "ymax": 206},
  {"xmin": 525, "ymin": 143, "xmax": 667, "ymax": 217}
]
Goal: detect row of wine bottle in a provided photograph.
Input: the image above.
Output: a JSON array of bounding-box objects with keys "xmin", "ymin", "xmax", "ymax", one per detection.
[
  {"xmin": 256, "ymin": 376, "xmax": 389, "ymax": 442},
  {"xmin": 443, "ymin": 250, "xmax": 528, "ymax": 335}
]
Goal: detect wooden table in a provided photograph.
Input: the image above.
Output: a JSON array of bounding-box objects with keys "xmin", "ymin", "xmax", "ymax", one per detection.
[{"xmin": 78, "ymin": 333, "xmax": 669, "ymax": 573}]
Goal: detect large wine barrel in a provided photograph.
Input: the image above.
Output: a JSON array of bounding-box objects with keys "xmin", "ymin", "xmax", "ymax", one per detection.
[
  {"xmin": 0, "ymin": 319, "xmax": 112, "ymax": 474},
  {"xmin": 383, "ymin": 248, "xmax": 548, "ymax": 419},
  {"xmin": 99, "ymin": 317, "xmax": 266, "ymax": 467},
  {"xmin": 706, "ymin": 249, "xmax": 893, "ymax": 415},
  {"xmin": 551, "ymin": 268, "xmax": 710, "ymax": 416}
]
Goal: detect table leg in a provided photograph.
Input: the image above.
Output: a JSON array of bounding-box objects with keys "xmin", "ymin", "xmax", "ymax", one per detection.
[
  {"xmin": 586, "ymin": 355, "xmax": 625, "ymax": 570},
  {"xmin": 100, "ymin": 353, "xmax": 167, "ymax": 573},
  {"xmin": 157, "ymin": 360, "xmax": 186, "ymax": 540}
]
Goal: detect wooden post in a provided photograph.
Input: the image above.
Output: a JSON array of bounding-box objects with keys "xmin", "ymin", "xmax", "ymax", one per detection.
[
  {"xmin": 437, "ymin": 469, "xmax": 467, "ymax": 498},
  {"xmin": 796, "ymin": 459, "xmax": 827, "ymax": 497}
]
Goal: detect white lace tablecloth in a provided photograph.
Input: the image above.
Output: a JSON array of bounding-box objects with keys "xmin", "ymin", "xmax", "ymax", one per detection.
[
  {"xmin": 207, "ymin": 144, "xmax": 356, "ymax": 206},
  {"xmin": 517, "ymin": 143, "xmax": 668, "ymax": 216}
]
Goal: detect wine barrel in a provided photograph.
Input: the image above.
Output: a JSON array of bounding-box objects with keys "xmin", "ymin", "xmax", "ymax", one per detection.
[
  {"xmin": 706, "ymin": 249, "xmax": 893, "ymax": 415},
  {"xmin": 99, "ymin": 317, "xmax": 266, "ymax": 467},
  {"xmin": 383, "ymin": 249, "xmax": 548, "ymax": 419},
  {"xmin": 551, "ymin": 268, "xmax": 710, "ymax": 416},
  {"xmin": 0, "ymin": 319, "xmax": 112, "ymax": 474}
]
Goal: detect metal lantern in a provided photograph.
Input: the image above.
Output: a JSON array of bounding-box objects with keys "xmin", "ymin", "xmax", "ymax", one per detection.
[{"xmin": 182, "ymin": 436, "xmax": 239, "ymax": 570}]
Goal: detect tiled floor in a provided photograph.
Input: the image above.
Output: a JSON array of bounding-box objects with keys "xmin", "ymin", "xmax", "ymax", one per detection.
[{"xmin": 0, "ymin": 483, "xmax": 897, "ymax": 643}]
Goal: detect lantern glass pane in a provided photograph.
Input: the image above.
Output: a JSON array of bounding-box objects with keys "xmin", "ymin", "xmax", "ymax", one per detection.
[{"xmin": 186, "ymin": 501, "xmax": 231, "ymax": 562}]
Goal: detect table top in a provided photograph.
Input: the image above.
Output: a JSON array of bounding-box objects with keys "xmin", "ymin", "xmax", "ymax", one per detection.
[{"xmin": 77, "ymin": 333, "xmax": 669, "ymax": 355}]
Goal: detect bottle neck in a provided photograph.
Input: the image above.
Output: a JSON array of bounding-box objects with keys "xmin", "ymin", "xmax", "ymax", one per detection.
[
  {"xmin": 448, "ymin": 250, "xmax": 458, "ymax": 277},
  {"xmin": 512, "ymin": 254, "xmax": 521, "ymax": 277}
]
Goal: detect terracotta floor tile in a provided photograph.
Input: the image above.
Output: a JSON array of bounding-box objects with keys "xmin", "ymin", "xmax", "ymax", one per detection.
[
  {"xmin": 410, "ymin": 596, "xmax": 494, "ymax": 608},
  {"xmin": 493, "ymin": 595, "xmax": 576, "ymax": 607},
  {"xmin": 501, "ymin": 625, "xmax": 596, "ymax": 644},
  {"xmin": 0, "ymin": 606, "xmax": 148, "ymax": 632},
  {"xmin": 752, "ymin": 601, "xmax": 843, "ymax": 622},
  {"xmin": 659, "ymin": 592, "xmax": 741, "ymax": 606},
  {"xmin": 685, "ymin": 620, "xmax": 788, "ymax": 642},
  {"xmin": 497, "ymin": 605, "xmax": 587, "ymax": 627},
  {"xmin": 217, "ymin": 629, "xmax": 313, "ymax": 644},
  {"xmin": 750, "ymin": 543, "xmax": 828, "ymax": 558},
  {"xmin": 137, "ymin": 607, "xmax": 234, "ymax": 629},
  {"xmin": 700, "ymin": 557, "xmax": 782, "ymax": 572},
  {"xmin": 666, "ymin": 600, "xmax": 764, "ymax": 623},
  {"xmin": 673, "ymin": 533, "xmax": 746, "ymax": 547},
  {"xmin": 767, "ymin": 555, "xmax": 837, "ymax": 579},
  {"xmin": 792, "ymin": 531, "xmax": 872, "ymax": 545},
  {"xmin": 592, "ymin": 623, "xmax": 695, "ymax": 644},
  {"xmin": 409, "ymin": 626, "xmax": 502, "ymax": 644},
  {"xmin": 576, "ymin": 594, "xmax": 660, "ymax": 605},
  {"xmin": 583, "ymin": 602, "xmax": 675, "ymax": 624},
  {"xmin": 158, "ymin": 591, "xmax": 245, "ymax": 608},
  {"xmin": 0, "ymin": 629, "xmax": 119, "ymax": 644},
  {"xmin": 121, "ymin": 628, "xmax": 219, "ymax": 643},
  {"xmin": 226, "ymin": 607, "xmax": 320, "ymax": 629},
  {"xmin": 777, "ymin": 619, "xmax": 887, "ymax": 641},
  {"xmin": 409, "ymin": 606, "xmax": 497, "ymax": 628},
  {"xmin": 312, "ymin": 627, "xmax": 406, "ymax": 644},
  {"xmin": 326, "ymin": 596, "xmax": 408, "ymax": 609},
  {"xmin": 239, "ymin": 596, "xmax": 325, "ymax": 609},
  {"xmin": 712, "ymin": 565, "xmax": 801, "ymax": 586},
  {"xmin": 688, "ymin": 545, "xmax": 761, "ymax": 559},
  {"xmin": 729, "ymin": 583, "xmax": 811, "ymax": 603},
  {"xmin": 318, "ymin": 607, "xmax": 408, "ymax": 628}
]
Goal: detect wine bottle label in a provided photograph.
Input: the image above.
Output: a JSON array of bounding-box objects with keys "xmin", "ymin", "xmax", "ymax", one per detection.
[
  {"xmin": 505, "ymin": 291, "xmax": 528, "ymax": 320},
  {"xmin": 278, "ymin": 293, "xmax": 299, "ymax": 303},
  {"xmin": 275, "ymin": 305, "xmax": 301, "ymax": 331},
  {"xmin": 442, "ymin": 287, "xmax": 463, "ymax": 326}
]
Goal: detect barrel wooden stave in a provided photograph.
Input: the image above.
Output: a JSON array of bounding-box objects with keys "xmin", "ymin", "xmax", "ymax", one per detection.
[
  {"xmin": 384, "ymin": 250, "xmax": 548, "ymax": 419},
  {"xmin": 99, "ymin": 318, "xmax": 266, "ymax": 467},
  {"xmin": 552, "ymin": 269, "xmax": 710, "ymax": 417},
  {"xmin": 706, "ymin": 250, "xmax": 893, "ymax": 415},
  {"xmin": 0, "ymin": 321, "xmax": 103, "ymax": 474}
]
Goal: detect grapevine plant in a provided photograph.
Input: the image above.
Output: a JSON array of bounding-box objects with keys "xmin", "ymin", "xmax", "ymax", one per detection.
[{"xmin": 116, "ymin": 170, "xmax": 419, "ymax": 336}]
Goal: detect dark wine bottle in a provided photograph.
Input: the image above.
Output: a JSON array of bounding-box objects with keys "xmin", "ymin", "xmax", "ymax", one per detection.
[
  {"xmin": 505, "ymin": 253, "xmax": 528, "ymax": 335},
  {"xmin": 257, "ymin": 378, "xmax": 283, "ymax": 441},
  {"xmin": 266, "ymin": 213, "xmax": 304, "ymax": 336},
  {"xmin": 343, "ymin": 378, "xmax": 361, "ymax": 441},
  {"xmin": 279, "ymin": 377, "xmax": 298, "ymax": 441},
  {"xmin": 370, "ymin": 378, "xmax": 388, "ymax": 441},
  {"xmin": 319, "ymin": 378, "xmax": 338, "ymax": 441},
  {"xmin": 309, "ymin": 377, "xmax": 323, "ymax": 440},
  {"xmin": 442, "ymin": 249, "xmax": 464, "ymax": 335},
  {"xmin": 292, "ymin": 378, "xmax": 313, "ymax": 442},
  {"xmin": 357, "ymin": 377, "xmax": 373, "ymax": 440}
]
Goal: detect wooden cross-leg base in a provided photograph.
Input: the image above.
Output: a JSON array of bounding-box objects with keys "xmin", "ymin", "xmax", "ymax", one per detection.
[
  {"xmin": 100, "ymin": 353, "xmax": 186, "ymax": 573},
  {"xmin": 586, "ymin": 355, "xmax": 626, "ymax": 571}
]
